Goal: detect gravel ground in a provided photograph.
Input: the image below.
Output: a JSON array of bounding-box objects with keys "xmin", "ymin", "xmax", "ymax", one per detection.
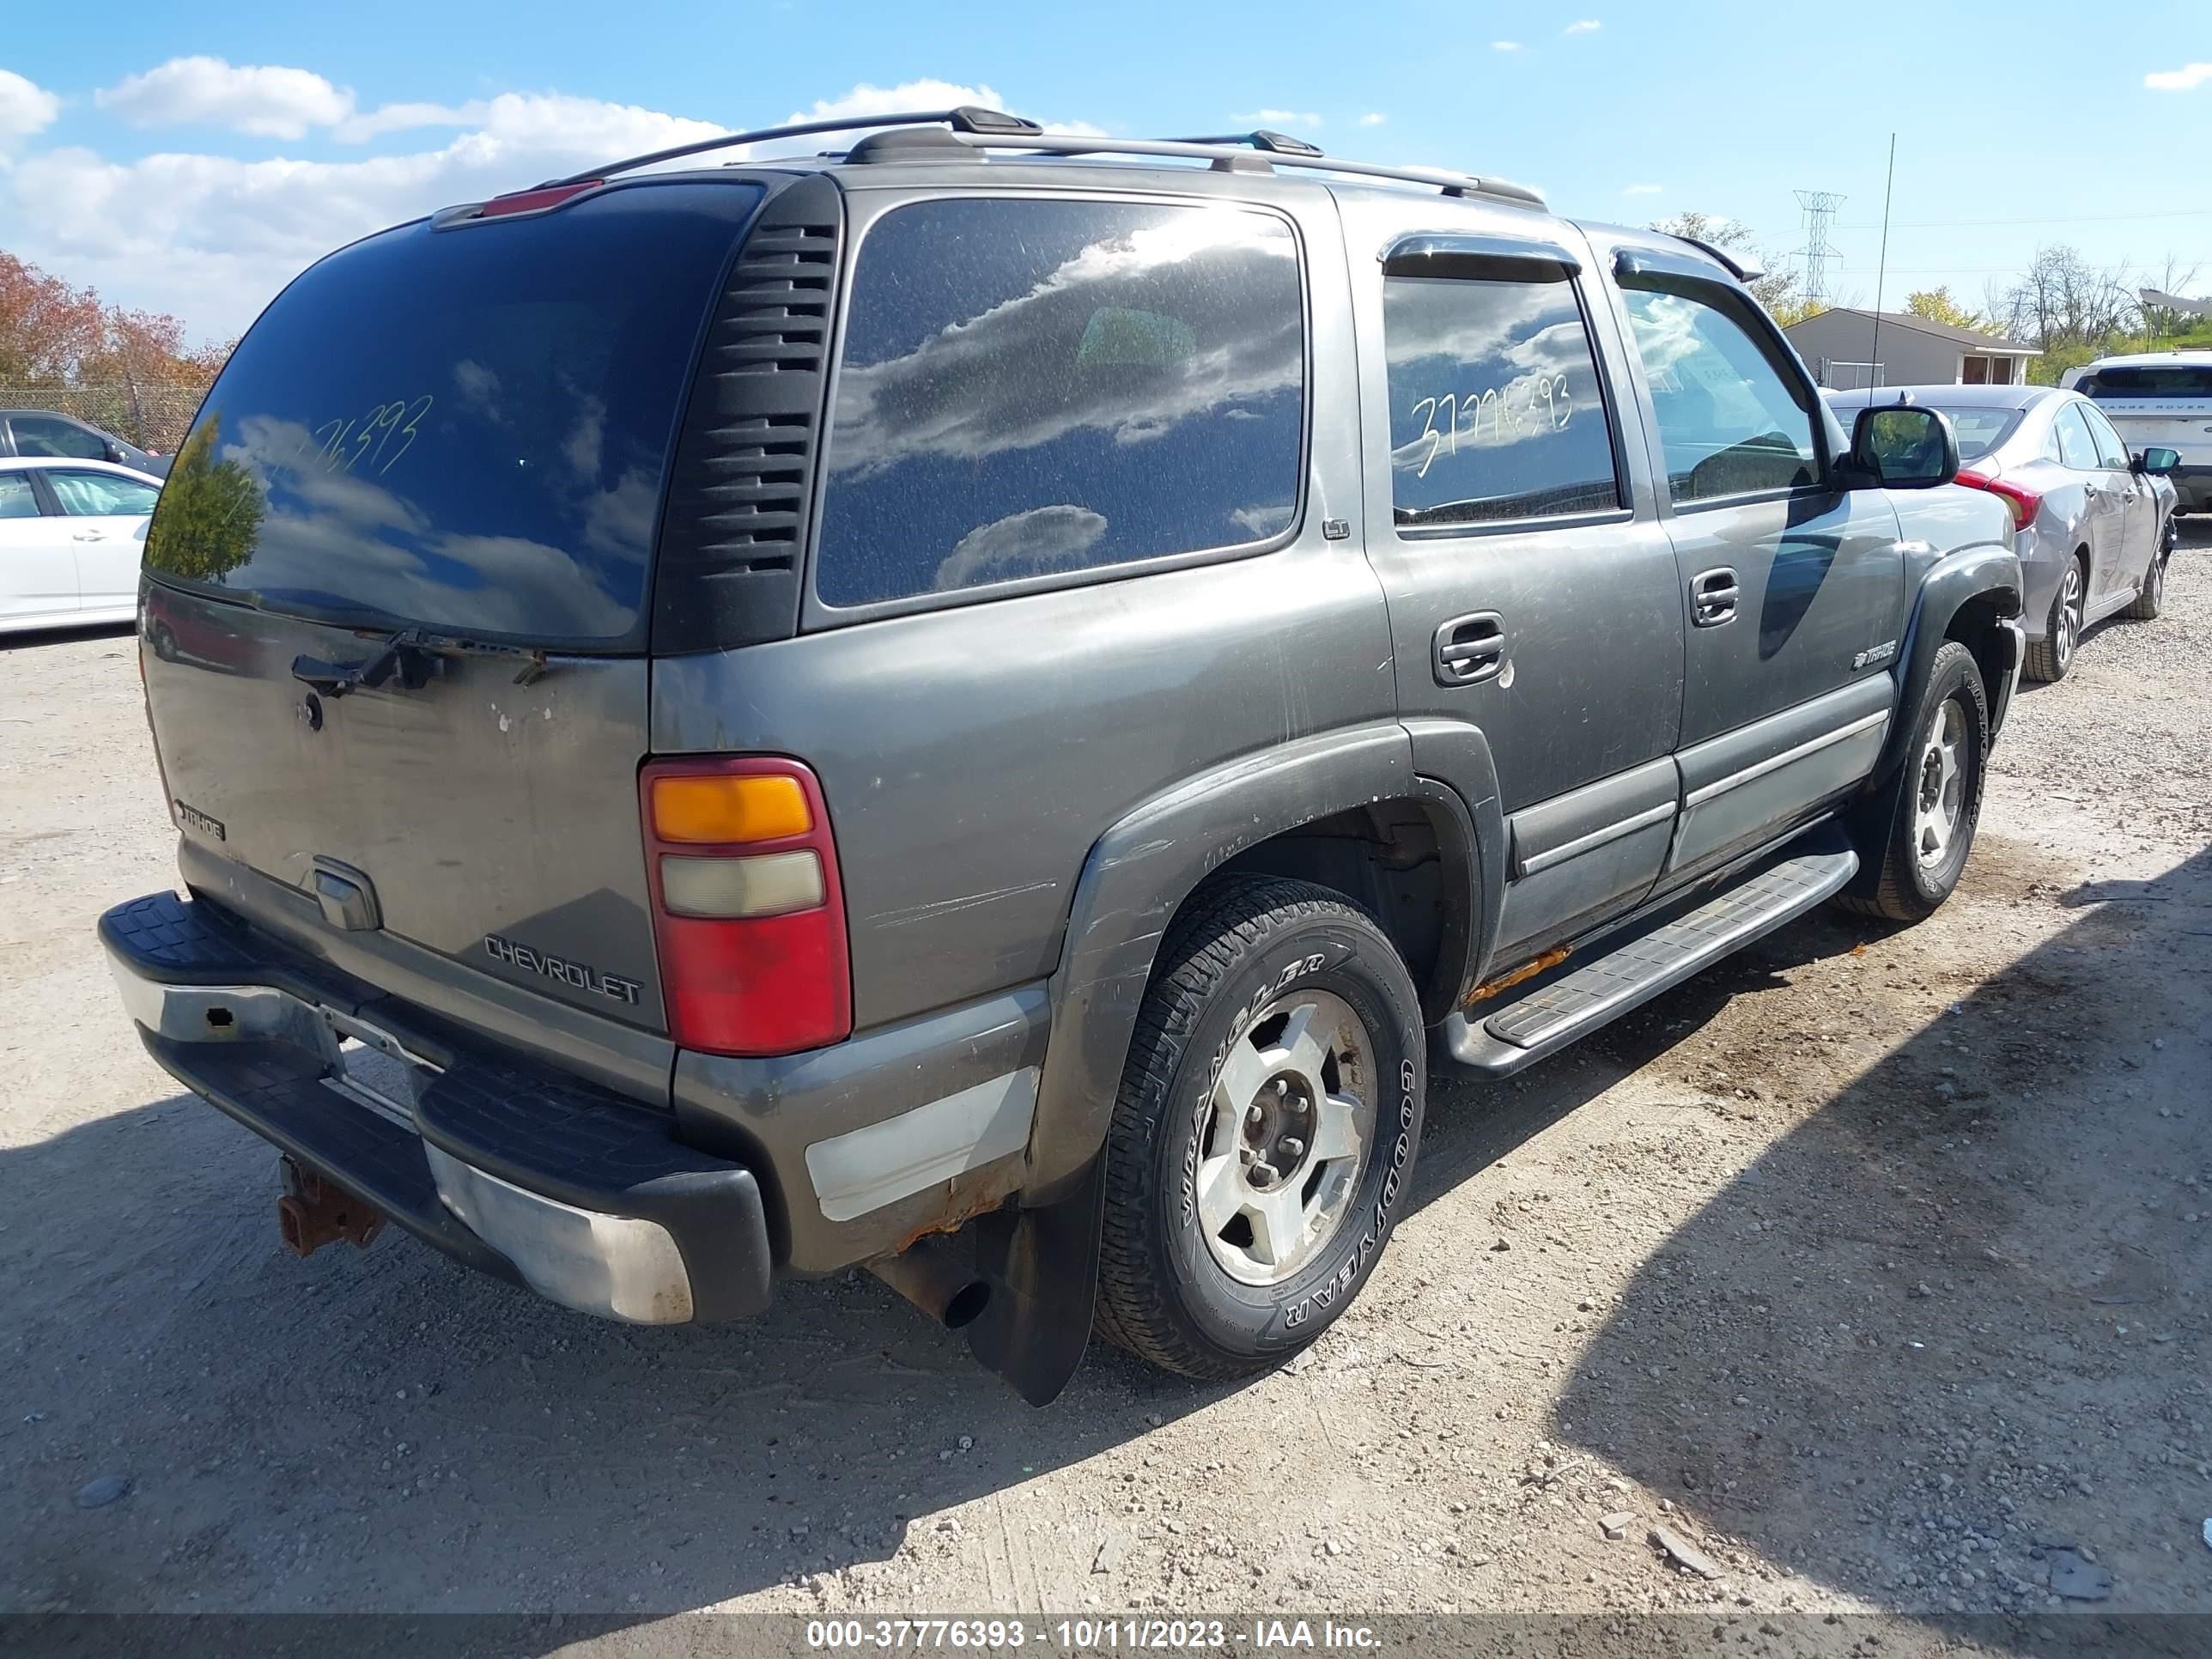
[{"xmin": 2, "ymin": 530, "xmax": 2209, "ymax": 1650}]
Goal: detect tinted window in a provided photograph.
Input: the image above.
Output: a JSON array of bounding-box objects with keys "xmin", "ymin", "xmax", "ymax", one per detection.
[
  {"xmin": 2077, "ymin": 403, "xmax": 2130, "ymax": 469},
  {"xmin": 144, "ymin": 182, "xmax": 763, "ymax": 646},
  {"xmin": 48, "ymin": 471, "xmax": 161, "ymax": 516},
  {"xmin": 815, "ymin": 199, "xmax": 1304, "ymax": 608},
  {"xmin": 2078, "ymin": 366, "xmax": 2212, "ymax": 398},
  {"xmin": 2053, "ymin": 404, "xmax": 2100, "ymax": 470},
  {"xmin": 1620, "ymin": 283, "xmax": 1819, "ymax": 501},
  {"xmin": 11, "ymin": 416, "xmax": 106, "ymax": 460},
  {"xmin": 1925, "ymin": 407, "xmax": 2021, "ymax": 461},
  {"xmin": 1382, "ymin": 270, "xmax": 1620, "ymax": 525},
  {"xmin": 0, "ymin": 475, "xmax": 38, "ymax": 520}
]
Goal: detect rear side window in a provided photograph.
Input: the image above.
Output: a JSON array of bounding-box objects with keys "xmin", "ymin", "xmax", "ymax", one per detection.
[
  {"xmin": 814, "ymin": 199, "xmax": 1304, "ymax": 608},
  {"xmin": 2053, "ymin": 404, "xmax": 2100, "ymax": 470},
  {"xmin": 1619, "ymin": 282, "xmax": 1820, "ymax": 502},
  {"xmin": 2078, "ymin": 366, "xmax": 2212, "ymax": 398},
  {"xmin": 0, "ymin": 475, "xmax": 38, "ymax": 519},
  {"xmin": 1382, "ymin": 267, "xmax": 1620, "ymax": 526},
  {"xmin": 144, "ymin": 182, "xmax": 763, "ymax": 647}
]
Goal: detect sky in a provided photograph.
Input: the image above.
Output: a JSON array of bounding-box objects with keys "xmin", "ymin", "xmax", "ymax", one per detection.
[{"xmin": 4, "ymin": 2, "xmax": 2212, "ymax": 345}]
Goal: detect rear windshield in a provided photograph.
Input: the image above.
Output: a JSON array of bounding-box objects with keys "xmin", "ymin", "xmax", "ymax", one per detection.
[
  {"xmin": 144, "ymin": 181, "xmax": 762, "ymax": 647},
  {"xmin": 1926, "ymin": 407, "xmax": 2021, "ymax": 460},
  {"xmin": 2075, "ymin": 366, "xmax": 2212, "ymax": 399}
]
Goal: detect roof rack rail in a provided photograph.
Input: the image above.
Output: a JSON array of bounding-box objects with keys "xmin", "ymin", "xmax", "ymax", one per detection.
[
  {"xmin": 547, "ymin": 106, "xmax": 1544, "ymax": 209},
  {"xmin": 940, "ymin": 131, "xmax": 1545, "ymax": 208},
  {"xmin": 544, "ymin": 105, "xmax": 1042, "ymax": 187}
]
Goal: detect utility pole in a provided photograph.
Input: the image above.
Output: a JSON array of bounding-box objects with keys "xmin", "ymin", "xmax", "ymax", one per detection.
[{"xmin": 1792, "ymin": 188, "xmax": 1845, "ymax": 306}]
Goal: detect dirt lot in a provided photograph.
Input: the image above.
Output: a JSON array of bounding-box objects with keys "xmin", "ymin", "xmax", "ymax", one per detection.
[{"xmin": 3, "ymin": 532, "xmax": 2209, "ymax": 1647}]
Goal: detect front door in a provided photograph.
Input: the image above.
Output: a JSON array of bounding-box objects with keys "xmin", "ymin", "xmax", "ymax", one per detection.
[
  {"xmin": 1607, "ymin": 261, "xmax": 1904, "ymax": 883},
  {"xmin": 0, "ymin": 471, "xmax": 78, "ymax": 625},
  {"xmin": 41, "ymin": 468, "xmax": 161, "ymax": 611},
  {"xmin": 2077, "ymin": 401, "xmax": 2155, "ymax": 594},
  {"xmin": 1349, "ymin": 211, "xmax": 1685, "ymax": 962}
]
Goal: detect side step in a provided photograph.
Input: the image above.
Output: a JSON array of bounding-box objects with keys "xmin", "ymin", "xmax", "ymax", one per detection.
[{"xmin": 1439, "ymin": 836, "xmax": 1858, "ymax": 1079}]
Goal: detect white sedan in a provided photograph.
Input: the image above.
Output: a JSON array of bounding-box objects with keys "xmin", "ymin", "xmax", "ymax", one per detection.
[{"xmin": 0, "ymin": 456, "xmax": 163, "ymax": 635}]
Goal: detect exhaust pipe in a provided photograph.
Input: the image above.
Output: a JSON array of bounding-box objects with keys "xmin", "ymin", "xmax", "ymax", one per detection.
[{"xmin": 867, "ymin": 1233, "xmax": 992, "ymax": 1330}]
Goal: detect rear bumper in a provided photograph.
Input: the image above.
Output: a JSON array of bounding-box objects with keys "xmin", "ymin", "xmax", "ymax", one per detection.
[
  {"xmin": 101, "ymin": 891, "xmax": 773, "ymax": 1324},
  {"xmin": 2168, "ymin": 465, "xmax": 2212, "ymax": 511}
]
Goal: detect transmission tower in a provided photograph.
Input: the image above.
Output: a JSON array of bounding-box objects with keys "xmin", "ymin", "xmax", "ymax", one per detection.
[{"xmin": 1793, "ymin": 189, "xmax": 1845, "ymax": 304}]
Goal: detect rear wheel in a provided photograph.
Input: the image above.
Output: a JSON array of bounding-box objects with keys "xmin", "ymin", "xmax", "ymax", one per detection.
[
  {"xmin": 1837, "ymin": 641, "xmax": 1989, "ymax": 924},
  {"xmin": 2024, "ymin": 555, "xmax": 2084, "ymax": 682},
  {"xmin": 1093, "ymin": 877, "xmax": 1425, "ymax": 1380}
]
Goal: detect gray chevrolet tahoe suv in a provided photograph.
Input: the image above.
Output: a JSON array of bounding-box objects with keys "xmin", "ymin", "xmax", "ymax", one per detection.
[{"xmin": 103, "ymin": 108, "xmax": 2023, "ymax": 1404}]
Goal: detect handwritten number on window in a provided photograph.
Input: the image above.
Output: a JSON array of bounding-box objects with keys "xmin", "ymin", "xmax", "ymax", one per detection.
[
  {"xmin": 1407, "ymin": 375, "xmax": 1572, "ymax": 478},
  {"xmin": 307, "ymin": 396, "xmax": 436, "ymax": 478}
]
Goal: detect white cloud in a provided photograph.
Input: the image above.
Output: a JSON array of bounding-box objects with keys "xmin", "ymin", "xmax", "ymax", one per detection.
[
  {"xmin": 1242, "ymin": 108, "xmax": 1322, "ymax": 130},
  {"xmin": 2145, "ymin": 62, "xmax": 2212, "ymax": 91},
  {"xmin": 1492, "ymin": 41, "xmax": 1523, "ymax": 52},
  {"xmin": 1358, "ymin": 112, "xmax": 1388, "ymax": 126},
  {"xmin": 1565, "ymin": 19, "xmax": 1602, "ymax": 33},
  {"xmin": 781, "ymin": 80, "xmax": 1103, "ymax": 139},
  {"xmin": 3, "ymin": 81, "xmax": 1094, "ymax": 339},
  {"xmin": 1623, "ymin": 182, "xmax": 1663, "ymax": 195},
  {"xmin": 97, "ymin": 57, "xmax": 354, "ymax": 140},
  {"xmin": 0, "ymin": 67, "xmax": 63, "ymax": 152}
]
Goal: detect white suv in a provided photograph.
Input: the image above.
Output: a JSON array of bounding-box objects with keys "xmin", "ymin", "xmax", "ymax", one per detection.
[{"xmin": 2063, "ymin": 350, "xmax": 2212, "ymax": 513}]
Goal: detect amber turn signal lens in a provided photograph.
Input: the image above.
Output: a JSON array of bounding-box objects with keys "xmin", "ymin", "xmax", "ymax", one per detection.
[{"xmin": 651, "ymin": 774, "xmax": 811, "ymax": 844}]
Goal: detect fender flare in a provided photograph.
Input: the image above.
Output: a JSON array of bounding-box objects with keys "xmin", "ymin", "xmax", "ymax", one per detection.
[
  {"xmin": 1023, "ymin": 721, "xmax": 1427, "ymax": 1206},
  {"xmin": 1865, "ymin": 542, "xmax": 2022, "ymax": 791}
]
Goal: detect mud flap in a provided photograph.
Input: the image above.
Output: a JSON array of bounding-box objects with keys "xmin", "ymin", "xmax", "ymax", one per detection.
[{"xmin": 965, "ymin": 1152, "xmax": 1105, "ymax": 1407}]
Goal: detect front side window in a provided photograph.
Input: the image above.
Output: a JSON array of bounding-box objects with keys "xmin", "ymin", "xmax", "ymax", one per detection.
[
  {"xmin": 815, "ymin": 198, "xmax": 1305, "ymax": 608},
  {"xmin": 11, "ymin": 416, "xmax": 106, "ymax": 461},
  {"xmin": 1382, "ymin": 267, "xmax": 1621, "ymax": 526},
  {"xmin": 48, "ymin": 471, "xmax": 161, "ymax": 517},
  {"xmin": 2052, "ymin": 404, "xmax": 2100, "ymax": 471},
  {"xmin": 1620, "ymin": 283, "xmax": 1820, "ymax": 503},
  {"xmin": 2078, "ymin": 403, "xmax": 2130, "ymax": 469}
]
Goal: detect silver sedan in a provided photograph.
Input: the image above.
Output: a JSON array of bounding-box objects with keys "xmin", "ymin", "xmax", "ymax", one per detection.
[{"xmin": 1827, "ymin": 384, "xmax": 2179, "ymax": 681}]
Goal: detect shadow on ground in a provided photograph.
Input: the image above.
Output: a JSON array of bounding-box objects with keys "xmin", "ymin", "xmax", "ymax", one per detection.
[{"xmin": 1553, "ymin": 842, "xmax": 2212, "ymax": 1633}]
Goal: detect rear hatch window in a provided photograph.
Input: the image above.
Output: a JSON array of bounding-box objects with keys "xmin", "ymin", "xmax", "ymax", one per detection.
[
  {"xmin": 2075, "ymin": 366, "xmax": 2212, "ymax": 399},
  {"xmin": 147, "ymin": 180, "xmax": 763, "ymax": 649}
]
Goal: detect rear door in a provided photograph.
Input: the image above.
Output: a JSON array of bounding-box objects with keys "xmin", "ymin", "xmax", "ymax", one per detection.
[
  {"xmin": 2051, "ymin": 401, "xmax": 2124, "ymax": 596},
  {"xmin": 137, "ymin": 178, "xmax": 766, "ymax": 1038},
  {"xmin": 0, "ymin": 471, "xmax": 78, "ymax": 624},
  {"xmin": 1346, "ymin": 204, "xmax": 1685, "ymax": 958},
  {"xmin": 1603, "ymin": 245, "xmax": 1903, "ymax": 884},
  {"xmin": 43, "ymin": 467, "xmax": 160, "ymax": 611}
]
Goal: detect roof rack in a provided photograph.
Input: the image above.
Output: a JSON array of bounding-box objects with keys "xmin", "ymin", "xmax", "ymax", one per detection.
[
  {"xmin": 544, "ymin": 105, "xmax": 1043, "ymax": 187},
  {"xmin": 552, "ymin": 108, "xmax": 1545, "ymax": 208}
]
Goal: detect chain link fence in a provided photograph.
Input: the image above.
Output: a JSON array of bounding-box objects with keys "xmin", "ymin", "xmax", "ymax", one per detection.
[{"xmin": 0, "ymin": 381, "xmax": 210, "ymax": 454}]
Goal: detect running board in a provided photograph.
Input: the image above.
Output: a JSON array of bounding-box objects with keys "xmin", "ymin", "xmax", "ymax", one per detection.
[{"xmin": 1439, "ymin": 836, "xmax": 1858, "ymax": 1079}]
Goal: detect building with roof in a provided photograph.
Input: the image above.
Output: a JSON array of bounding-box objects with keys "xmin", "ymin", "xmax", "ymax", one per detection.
[{"xmin": 1783, "ymin": 307, "xmax": 2042, "ymax": 390}]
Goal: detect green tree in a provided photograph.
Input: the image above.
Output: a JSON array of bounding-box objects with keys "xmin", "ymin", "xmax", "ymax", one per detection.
[
  {"xmin": 1649, "ymin": 211, "xmax": 1811, "ymax": 322},
  {"xmin": 144, "ymin": 413, "xmax": 264, "ymax": 583},
  {"xmin": 1904, "ymin": 287, "xmax": 1982, "ymax": 331}
]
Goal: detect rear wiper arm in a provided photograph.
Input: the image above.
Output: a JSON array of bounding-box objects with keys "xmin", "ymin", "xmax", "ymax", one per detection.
[
  {"xmin": 292, "ymin": 629, "xmax": 428, "ymax": 698},
  {"xmin": 292, "ymin": 628, "xmax": 551, "ymax": 696}
]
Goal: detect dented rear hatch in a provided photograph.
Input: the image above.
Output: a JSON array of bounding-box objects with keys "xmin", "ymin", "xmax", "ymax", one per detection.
[{"xmin": 139, "ymin": 178, "xmax": 766, "ymax": 1036}]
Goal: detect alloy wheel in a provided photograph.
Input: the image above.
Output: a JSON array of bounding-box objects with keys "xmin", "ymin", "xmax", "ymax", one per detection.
[{"xmin": 1914, "ymin": 696, "xmax": 1968, "ymax": 870}]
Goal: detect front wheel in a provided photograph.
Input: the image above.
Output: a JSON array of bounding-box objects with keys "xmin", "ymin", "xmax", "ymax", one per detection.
[
  {"xmin": 1093, "ymin": 877, "xmax": 1425, "ymax": 1380},
  {"xmin": 1836, "ymin": 640, "xmax": 1990, "ymax": 924}
]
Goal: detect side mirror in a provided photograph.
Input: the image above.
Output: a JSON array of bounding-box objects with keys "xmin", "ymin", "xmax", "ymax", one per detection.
[
  {"xmin": 1849, "ymin": 404, "xmax": 1960, "ymax": 489},
  {"xmin": 2136, "ymin": 447, "xmax": 2181, "ymax": 476}
]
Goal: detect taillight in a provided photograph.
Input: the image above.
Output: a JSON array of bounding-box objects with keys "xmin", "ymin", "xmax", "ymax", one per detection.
[
  {"xmin": 640, "ymin": 757, "xmax": 852, "ymax": 1057},
  {"xmin": 1954, "ymin": 465, "xmax": 2040, "ymax": 531}
]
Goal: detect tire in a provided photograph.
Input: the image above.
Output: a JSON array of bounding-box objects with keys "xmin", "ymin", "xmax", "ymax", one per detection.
[
  {"xmin": 1836, "ymin": 640, "xmax": 1990, "ymax": 925},
  {"xmin": 2023, "ymin": 554, "xmax": 2084, "ymax": 682},
  {"xmin": 2124, "ymin": 539, "xmax": 2167, "ymax": 622},
  {"xmin": 1093, "ymin": 876, "xmax": 1425, "ymax": 1380}
]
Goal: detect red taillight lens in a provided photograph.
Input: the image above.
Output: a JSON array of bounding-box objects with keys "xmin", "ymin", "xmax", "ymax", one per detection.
[
  {"xmin": 639, "ymin": 757, "xmax": 852, "ymax": 1056},
  {"xmin": 1954, "ymin": 465, "xmax": 2040, "ymax": 531}
]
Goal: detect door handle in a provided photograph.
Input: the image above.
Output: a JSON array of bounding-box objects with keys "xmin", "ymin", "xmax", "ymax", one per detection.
[
  {"xmin": 1691, "ymin": 566, "xmax": 1739, "ymax": 627},
  {"xmin": 1432, "ymin": 611, "xmax": 1506, "ymax": 686},
  {"xmin": 71, "ymin": 531, "xmax": 106, "ymax": 542}
]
